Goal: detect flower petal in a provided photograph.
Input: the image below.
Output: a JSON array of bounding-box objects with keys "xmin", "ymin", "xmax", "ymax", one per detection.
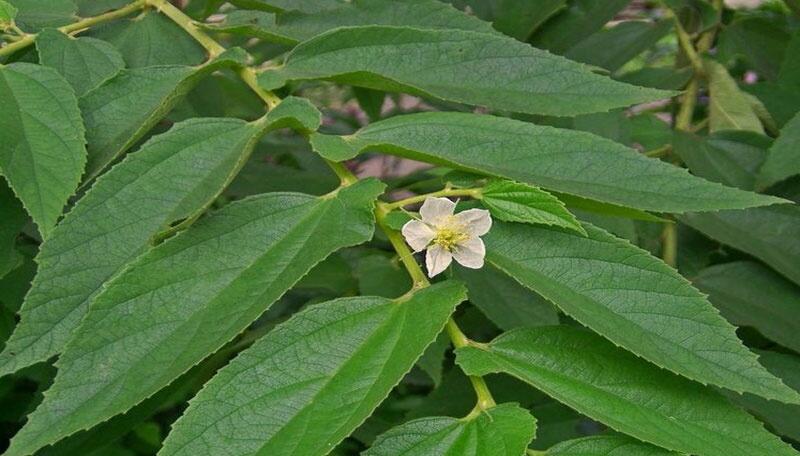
[
  {"xmin": 425, "ymin": 244, "xmax": 453, "ymax": 278},
  {"xmin": 401, "ymin": 220, "xmax": 435, "ymax": 252},
  {"xmin": 452, "ymin": 237, "xmax": 486, "ymax": 269},
  {"xmin": 420, "ymin": 197, "xmax": 456, "ymax": 225},
  {"xmin": 454, "ymin": 208, "xmax": 492, "ymax": 236}
]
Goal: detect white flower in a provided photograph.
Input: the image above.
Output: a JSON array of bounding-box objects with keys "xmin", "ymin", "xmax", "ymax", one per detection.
[{"xmin": 401, "ymin": 197, "xmax": 492, "ymax": 278}]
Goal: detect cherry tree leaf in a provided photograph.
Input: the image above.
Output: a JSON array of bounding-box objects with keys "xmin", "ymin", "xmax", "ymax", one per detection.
[
  {"xmin": 364, "ymin": 403, "xmax": 536, "ymax": 456},
  {"xmin": 758, "ymin": 111, "xmax": 800, "ymax": 188},
  {"xmin": 456, "ymin": 326, "xmax": 800, "ymax": 456},
  {"xmin": 0, "ymin": 63, "xmax": 86, "ymax": 239},
  {"xmin": 5, "ymin": 179, "xmax": 385, "ymax": 455},
  {"xmin": 36, "ymin": 28, "xmax": 125, "ymax": 96},
  {"xmin": 204, "ymin": 0, "xmax": 496, "ymax": 45},
  {"xmin": 478, "ymin": 180, "xmax": 585, "ymax": 235},
  {"xmin": 0, "ymin": 116, "xmax": 270, "ymax": 378},
  {"xmin": 311, "ymin": 112, "xmax": 785, "ymax": 213},
  {"xmin": 547, "ymin": 435, "xmax": 679, "ymax": 455},
  {"xmin": 258, "ymin": 26, "xmax": 672, "ymax": 117},
  {"xmin": 484, "ymin": 220, "xmax": 800, "ymax": 403},
  {"xmin": 159, "ymin": 282, "xmax": 466, "ymax": 456},
  {"xmin": 694, "ymin": 261, "xmax": 800, "ymax": 354},
  {"xmin": 79, "ymin": 49, "xmax": 247, "ymax": 181}
]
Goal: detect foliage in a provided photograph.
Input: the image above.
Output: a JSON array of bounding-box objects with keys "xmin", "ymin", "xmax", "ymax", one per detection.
[{"xmin": 0, "ymin": 0, "xmax": 799, "ymax": 455}]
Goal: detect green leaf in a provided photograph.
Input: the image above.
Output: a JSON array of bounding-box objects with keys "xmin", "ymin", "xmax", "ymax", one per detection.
[
  {"xmin": 478, "ymin": 180, "xmax": 585, "ymax": 235},
  {"xmin": 80, "ymin": 51, "xmax": 245, "ymax": 181},
  {"xmin": 447, "ymin": 0, "xmax": 565, "ymax": 41},
  {"xmin": 264, "ymin": 95, "xmax": 321, "ymax": 132},
  {"xmin": 758, "ymin": 111, "xmax": 800, "ymax": 188},
  {"xmin": 75, "ymin": 0, "xmax": 128, "ymax": 16},
  {"xmin": 8, "ymin": 0, "xmax": 75, "ymax": 31},
  {"xmin": 355, "ymin": 253, "xmax": 413, "ymax": 299},
  {"xmin": 454, "ymin": 264, "xmax": 559, "ymax": 330},
  {"xmin": 416, "ymin": 331, "xmax": 449, "ymax": 386},
  {"xmin": 229, "ymin": 0, "xmax": 344, "ymax": 14},
  {"xmin": 159, "ymin": 281, "xmax": 466, "ymax": 456},
  {"xmin": 673, "ymin": 130, "xmax": 769, "ymax": 191},
  {"xmin": 310, "ymin": 112, "xmax": 783, "ymax": 212},
  {"xmin": 258, "ymin": 26, "xmax": 672, "ymax": 117},
  {"xmin": 92, "ymin": 10, "xmax": 206, "ymax": 68},
  {"xmin": 364, "ymin": 403, "xmax": 536, "ymax": 456},
  {"xmin": 456, "ymin": 326, "xmax": 799, "ymax": 456},
  {"xmin": 554, "ymin": 192, "xmax": 666, "ymax": 222},
  {"xmin": 35, "ymin": 351, "xmax": 223, "ymax": 456},
  {"xmin": 204, "ymin": 0, "xmax": 496, "ymax": 45},
  {"xmin": 705, "ymin": 60, "xmax": 764, "ymax": 134},
  {"xmin": 717, "ymin": 16, "xmax": 790, "ymax": 82},
  {"xmin": 778, "ymin": 31, "xmax": 800, "ymax": 87},
  {"xmin": 0, "ymin": 62, "xmax": 87, "ymax": 239},
  {"xmin": 630, "ymin": 113, "xmax": 673, "ymax": 150},
  {"xmin": 484, "ymin": 220, "xmax": 800, "ymax": 403},
  {"xmin": 491, "ymin": 0, "xmax": 566, "ymax": 41},
  {"xmin": 681, "ymin": 205, "xmax": 800, "ymax": 286},
  {"xmin": 0, "ymin": 182, "xmax": 26, "ymax": 280},
  {"xmin": 726, "ymin": 351, "xmax": 800, "ymax": 442},
  {"xmin": 5, "ymin": 179, "xmax": 384, "ymax": 455},
  {"xmin": 0, "ymin": 0, "xmax": 17, "ymax": 24},
  {"xmin": 564, "ymin": 20, "xmax": 672, "ymax": 72},
  {"xmin": 694, "ymin": 261, "xmax": 800, "ymax": 354},
  {"xmin": 0, "ymin": 116, "xmax": 269, "ymax": 378},
  {"xmin": 353, "ymin": 87, "xmax": 385, "ymax": 122},
  {"xmin": 746, "ymin": 82, "xmax": 800, "ymax": 129},
  {"xmin": 662, "ymin": 0, "xmax": 717, "ymax": 34},
  {"xmin": 547, "ymin": 435, "xmax": 680, "ymax": 455},
  {"xmin": 617, "ymin": 67, "xmax": 693, "ymax": 90},
  {"xmin": 529, "ymin": 0, "xmax": 631, "ymax": 54},
  {"xmin": 36, "ymin": 28, "xmax": 125, "ymax": 97}
]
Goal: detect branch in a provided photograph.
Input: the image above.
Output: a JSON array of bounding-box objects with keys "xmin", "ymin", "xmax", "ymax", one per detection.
[{"xmin": 0, "ymin": 0, "xmax": 147, "ymax": 58}]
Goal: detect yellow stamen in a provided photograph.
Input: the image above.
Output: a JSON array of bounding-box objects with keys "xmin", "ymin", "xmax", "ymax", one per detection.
[{"xmin": 433, "ymin": 226, "xmax": 469, "ymax": 251}]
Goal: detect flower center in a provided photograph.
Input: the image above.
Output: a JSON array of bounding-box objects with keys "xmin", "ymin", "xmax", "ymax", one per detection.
[{"xmin": 432, "ymin": 227, "xmax": 469, "ymax": 251}]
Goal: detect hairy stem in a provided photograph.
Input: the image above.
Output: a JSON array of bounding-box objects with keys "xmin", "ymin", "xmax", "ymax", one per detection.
[
  {"xmin": 0, "ymin": 0, "xmax": 147, "ymax": 58},
  {"xmin": 146, "ymin": 0, "xmax": 225, "ymax": 57},
  {"xmin": 664, "ymin": 0, "xmax": 723, "ymax": 267},
  {"xmin": 662, "ymin": 222, "xmax": 678, "ymax": 267},
  {"xmin": 673, "ymin": 18, "xmax": 704, "ymax": 76},
  {"xmin": 238, "ymin": 66, "xmax": 281, "ymax": 110},
  {"xmin": 383, "ymin": 187, "xmax": 482, "ymax": 211},
  {"xmin": 149, "ymin": 0, "xmax": 282, "ymax": 111}
]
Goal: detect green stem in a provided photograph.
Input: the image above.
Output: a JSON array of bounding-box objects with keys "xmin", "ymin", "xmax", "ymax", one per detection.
[
  {"xmin": 663, "ymin": 0, "xmax": 724, "ymax": 270},
  {"xmin": 675, "ymin": 76, "xmax": 699, "ymax": 131},
  {"xmin": 325, "ymin": 159, "xmax": 359, "ymax": 187},
  {"xmin": 383, "ymin": 187, "xmax": 481, "ymax": 211},
  {"xmin": 662, "ymin": 222, "xmax": 677, "ymax": 267},
  {"xmin": 146, "ymin": 0, "xmax": 225, "ymax": 58},
  {"xmin": 238, "ymin": 66, "xmax": 281, "ymax": 110},
  {"xmin": 373, "ymin": 189, "xmax": 495, "ymax": 411},
  {"xmin": 0, "ymin": 0, "xmax": 147, "ymax": 58},
  {"xmin": 149, "ymin": 0, "xmax": 282, "ymax": 111},
  {"xmin": 9, "ymin": 24, "xmax": 26, "ymax": 37},
  {"xmin": 673, "ymin": 17, "xmax": 704, "ymax": 76},
  {"xmin": 644, "ymin": 144, "xmax": 672, "ymax": 158},
  {"xmin": 375, "ymin": 202, "xmax": 431, "ymax": 289}
]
